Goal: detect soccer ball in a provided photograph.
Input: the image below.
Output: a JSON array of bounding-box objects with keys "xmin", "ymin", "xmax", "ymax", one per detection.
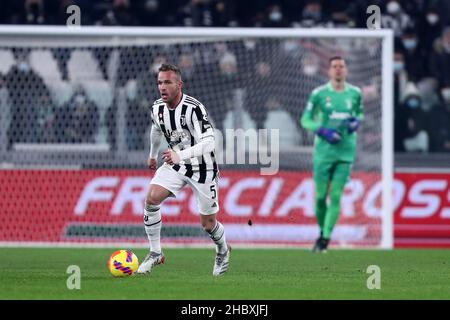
[{"xmin": 108, "ymin": 250, "xmax": 139, "ymax": 277}]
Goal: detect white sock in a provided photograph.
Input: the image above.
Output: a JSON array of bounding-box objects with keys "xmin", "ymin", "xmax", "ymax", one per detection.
[
  {"xmin": 206, "ymin": 221, "xmax": 228, "ymax": 254},
  {"xmin": 144, "ymin": 203, "xmax": 162, "ymax": 254}
]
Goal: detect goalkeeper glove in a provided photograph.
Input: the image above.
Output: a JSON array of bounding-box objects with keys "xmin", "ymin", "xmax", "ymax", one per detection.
[
  {"xmin": 346, "ymin": 117, "xmax": 360, "ymax": 134},
  {"xmin": 316, "ymin": 127, "xmax": 342, "ymax": 144}
]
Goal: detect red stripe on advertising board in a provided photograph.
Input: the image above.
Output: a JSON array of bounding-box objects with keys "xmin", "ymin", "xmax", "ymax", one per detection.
[{"xmin": 1, "ymin": 170, "xmax": 450, "ymax": 246}]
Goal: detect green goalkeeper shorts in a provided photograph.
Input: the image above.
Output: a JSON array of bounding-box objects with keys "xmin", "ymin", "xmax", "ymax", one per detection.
[{"xmin": 313, "ymin": 159, "xmax": 353, "ymax": 185}]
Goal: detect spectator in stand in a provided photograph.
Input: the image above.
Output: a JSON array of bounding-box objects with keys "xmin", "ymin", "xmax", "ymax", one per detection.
[
  {"xmin": 401, "ymin": 28, "xmax": 427, "ymax": 81},
  {"xmin": 208, "ymin": 51, "xmax": 240, "ymax": 134},
  {"xmin": 432, "ymin": 86, "xmax": 450, "ymax": 152},
  {"xmin": 325, "ymin": 0, "xmax": 355, "ymax": 28},
  {"xmin": 11, "ymin": 0, "xmax": 47, "ymax": 25},
  {"xmin": 6, "ymin": 50, "xmax": 48, "ymax": 146},
  {"xmin": 432, "ymin": 0, "xmax": 450, "ymax": 26},
  {"xmin": 417, "ymin": 7, "xmax": 444, "ymax": 59},
  {"xmin": 429, "ymin": 26, "xmax": 450, "ymax": 90},
  {"xmin": 122, "ymin": 83, "xmax": 151, "ymax": 150},
  {"xmin": 135, "ymin": 54, "xmax": 167, "ymax": 103},
  {"xmin": 417, "ymin": 78, "xmax": 448, "ymax": 152},
  {"xmin": 35, "ymin": 91, "xmax": 57, "ymax": 143},
  {"xmin": 262, "ymin": 4, "xmax": 289, "ymax": 28},
  {"xmin": 393, "ymin": 50, "xmax": 408, "ymax": 107},
  {"xmin": 297, "ymin": 0, "xmax": 331, "ymax": 28},
  {"xmin": 97, "ymin": 0, "xmax": 138, "ymax": 26},
  {"xmin": 245, "ymin": 61, "xmax": 280, "ymax": 131},
  {"xmin": 56, "ymin": 87, "xmax": 99, "ymax": 143},
  {"xmin": 381, "ymin": 0, "xmax": 414, "ymax": 38},
  {"xmin": 176, "ymin": 0, "xmax": 214, "ymax": 27},
  {"xmin": 177, "ymin": 51, "xmax": 202, "ymax": 98},
  {"xmin": 395, "ymin": 85, "xmax": 429, "ymax": 152},
  {"xmin": 211, "ymin": 1, "xmax": 238, "ymax": 27},
  {"xmin": 135, "ymin": 0, "xmax": 171, "ymax": 26}
]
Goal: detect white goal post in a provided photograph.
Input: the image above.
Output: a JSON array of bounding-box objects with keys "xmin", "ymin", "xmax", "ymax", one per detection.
[{"xmin": 0, "ymin": 26, "xmax": 393, "ymax": 249}]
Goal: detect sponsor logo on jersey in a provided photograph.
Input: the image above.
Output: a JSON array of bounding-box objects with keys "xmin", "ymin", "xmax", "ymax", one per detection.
[
  {"xmin": 330, "ymin": 111, "xmax": 351, "ymax": 120},
  {"xmin": 170, "ymin": 130, "xmax": 189, "ymax": 140}
]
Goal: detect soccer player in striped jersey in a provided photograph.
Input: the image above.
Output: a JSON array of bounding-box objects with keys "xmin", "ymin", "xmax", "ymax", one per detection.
[{"xmin": 137, "ymin": 63, "xmax": 230, "ymax": 276}]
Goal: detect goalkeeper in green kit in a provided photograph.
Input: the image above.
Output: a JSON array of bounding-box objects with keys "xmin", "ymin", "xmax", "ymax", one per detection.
[{"xmin": 301, "ymin": 56, "xmax": 363, "ymax": 253}]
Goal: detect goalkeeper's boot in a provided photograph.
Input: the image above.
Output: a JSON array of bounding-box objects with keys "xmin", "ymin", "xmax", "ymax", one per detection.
[
  {"xmin": 137, "ymin": 251, "xmax": 165, "ymax": 274},
  {"xmin": 213, "ymin": 246, "xmax": 231, "ymax": 276},
  {"xmin": 311, "ymin": 231, "xmax": 323, "ymax": 253},
  {"xmin": 319, "ymin": 238, "xmax": 330, "ymax": 253},
  {"xmin": 311, "ymin": 237, "xmax": 322, "ymax": 253}
]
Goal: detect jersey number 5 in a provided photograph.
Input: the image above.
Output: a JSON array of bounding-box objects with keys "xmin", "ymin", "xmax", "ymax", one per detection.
[{"xmin": 210, "ymin": 185, "xmax": 217, "ymax": 199}]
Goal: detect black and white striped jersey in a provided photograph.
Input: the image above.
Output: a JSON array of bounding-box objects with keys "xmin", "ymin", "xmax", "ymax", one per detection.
[{"xmin": 150, "ymin": 93, "xmax": 218, "ymax": 183}]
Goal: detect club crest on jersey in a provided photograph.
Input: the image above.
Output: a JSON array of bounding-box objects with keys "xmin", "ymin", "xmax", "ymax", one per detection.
[{"xmin": 180, "ymin": 115, "xmax": 186, "ymax": 126}]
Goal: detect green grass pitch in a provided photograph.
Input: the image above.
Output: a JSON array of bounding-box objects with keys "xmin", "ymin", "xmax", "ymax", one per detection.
[{"xmin": 1, "ymin": 247, "xmax": 449, "ymax": 299}]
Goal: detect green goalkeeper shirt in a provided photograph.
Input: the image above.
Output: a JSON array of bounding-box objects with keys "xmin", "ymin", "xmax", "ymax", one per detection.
[{"xmin": 301, "ymin": 82, "xmax": 364, "ymax": 163}]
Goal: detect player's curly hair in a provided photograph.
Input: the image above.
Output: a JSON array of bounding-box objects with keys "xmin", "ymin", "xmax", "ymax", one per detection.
[{"xmin": 158, "ymin": 63, "xmax": 182, "ymax": 79}]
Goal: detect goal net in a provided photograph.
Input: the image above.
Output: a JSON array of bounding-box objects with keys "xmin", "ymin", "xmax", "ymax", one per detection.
[{"xmin": 0, "ymin": 26, "xmax": 393, "ymax": 248}]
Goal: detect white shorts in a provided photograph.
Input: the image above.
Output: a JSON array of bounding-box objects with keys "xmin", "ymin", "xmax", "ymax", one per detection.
[{"xmin": 150, "ymin": 164, "xmax": 219, "ymax": 215}]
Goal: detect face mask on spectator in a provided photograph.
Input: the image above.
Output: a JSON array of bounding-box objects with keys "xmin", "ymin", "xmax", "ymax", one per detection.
[
  {"xmin": 18, "ymin": 62, "xmax": 30, "ymax": 73},
  {"xmin": 283, "ymin": 40, "xmax": 299, "ymax": 52},
  {"xmin": 403, "ymin": 39, "xmax": 417, "ymax": 50},
  {"xmin": 387, "ymin": 1, "xmax": 401, "ymax": 15},
  {"xmin": 303, "ymin": 9, "xmax": 321, "ymax": 20},
  {"xmin": 75, "ymin": 94, "xmax": 86, "ymax": 105},
  {"xmin": 244, "ymin": 40, "xmax": 256, "ymax": 50},
  {"xmin": 427, "ymin": 14, "xmax": 439, "ymax": 25},
  {"xmin": 406, "ymin": 97, "xmax": 420, "ymax": 109},
  {"xmin": 442, "ymin": 88, "xmax": 450, "ymax": 102},
  {"xmin": 394, "ymin": 61, "xmax": 404, "ymax": 72},
  {"xmin": 303, "ymin": 65, "xmax": 318, "ymax": 76},
  {"xmin": 151, "ymin": 63, "xmax": 161, "ymax": 74},
  {"xmin": 269, "ymin": 11, "xmax": 282, "ymax": 22}
]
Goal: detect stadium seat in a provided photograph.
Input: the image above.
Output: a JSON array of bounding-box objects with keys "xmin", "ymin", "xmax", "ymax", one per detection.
[
  {"xmin": 29, "ymin": 49, "xmax": 62, "ymax": 82},
  {"xmin": 48, "ymin": 81, "xmax": 74, "ymax": 106},
  {"xmin": 81, "ymin": 80, "xmax": 113, "ymax": 144},
  {"xmin": 0, "ymin": 49, "xmax": 15, "ymax": 74},
  {"xmin": 264, "ymin": 109, "xmax": 301, "ymax": 148},
  {"xmin": 29, "ymin": 49, "xmax": 74, "ymax": 106},
  {"xmin": 68, "ymin": 50, "xmax": 104, "ymax": 82},
  {"xmin": 404, "ymin": 130, "xmax": 429, "ymax": 152},
  {"xmin": 222, "ymin": 109, "xmax": 256, "ymax": 131},
  {"xmin": 81, "ymin": 80, "xmax": 113, "ymax": 111}
]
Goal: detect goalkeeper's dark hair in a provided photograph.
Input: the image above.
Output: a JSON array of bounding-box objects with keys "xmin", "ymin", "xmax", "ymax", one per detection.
[
  {"xmin": 158, "ymin": 63, "xmax": 182, "ymax": 80},
  {"xmin": 329, "ymin": 56, "xmax": 345, "ymax": 66}
]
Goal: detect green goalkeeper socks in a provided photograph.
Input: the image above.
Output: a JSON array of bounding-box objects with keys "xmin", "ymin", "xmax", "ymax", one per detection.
[
  {"xmin": 322, "ymin": 181, "xmax": 346, "ymax": 239},
  {"xmin": 314, "ymin": 180, "xmax": 329, "ymax": 233}
]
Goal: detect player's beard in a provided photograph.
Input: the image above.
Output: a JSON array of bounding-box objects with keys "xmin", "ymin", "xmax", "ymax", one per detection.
[{"xmin": 163, "ymin": 91, "xmax": 182, "ymax": 108}]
